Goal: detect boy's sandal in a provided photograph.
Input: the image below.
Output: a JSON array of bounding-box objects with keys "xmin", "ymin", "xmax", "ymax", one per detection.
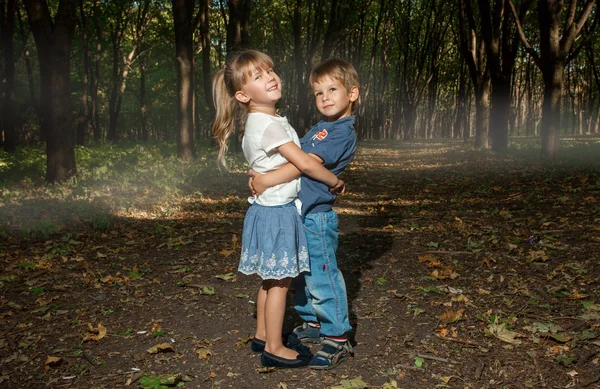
[
  {"xmin": 309, "ymin": 339, "xmax": 354, "ymax": 370},
  {"xmin": 288, "ymin": 322, "xmax": 322, "ymax": 345}
]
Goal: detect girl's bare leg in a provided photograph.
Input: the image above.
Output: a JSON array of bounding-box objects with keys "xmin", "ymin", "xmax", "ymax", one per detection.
[
  {"xmin": 255, "ymin": 284, "xmax": 267, "ymax": 341},
  {"xmin": 263, "ymin": 278, "xmax": 298, "ymax": 359}
]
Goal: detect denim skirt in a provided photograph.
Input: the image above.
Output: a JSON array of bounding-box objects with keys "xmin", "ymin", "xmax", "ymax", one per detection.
[{"xmin": 239, "ymin": 201, "xmax": 309, "ymax": 280}]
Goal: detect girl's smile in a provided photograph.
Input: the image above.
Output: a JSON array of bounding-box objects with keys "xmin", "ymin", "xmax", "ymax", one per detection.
[{"xmin": 236, "ymin": 68, "xmax": 282, "ymax": 115}]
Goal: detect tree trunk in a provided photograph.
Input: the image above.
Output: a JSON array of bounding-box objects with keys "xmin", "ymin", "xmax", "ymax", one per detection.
[
  {"xmin": 23, "ymin": 0, "xmax": 77, "ymax": 183},
  {"xmin": 16, "ymin": 4, "xmax": 38, "ymax": 124},
  {"xmin": 293, "ymin": 0, "xmax": 309, "ymax": 134},
  {"xmin": 454, "ymin": 62, "xmax": 467, "ymax": 139},
  {"xmin": 459, "ymin": 0, "xmax": 491, "ymax": 148},
  {"xmin": 199, "ymin": 0, "xmax": 213, "ymax": 128},
  {"xmin": 540, "ymin": 60, "xmax": 564, "ymax": 158},
  {"xmin": 1, "ymin": 0, "xmax": 18, "ymax": 152},
  {"xmin": 75, "ymin": 0, "xmax": 89, "ymax": 146},
  {"xmin": 475, "ymin": 78, "xmax": 491, "ymax": 148},
  {"xmin": 90, "ymin": 0, "xmax": 101, "ymax": 142},
  {"xmin": 140, "ymin": 52, "xmax": 148, "ymax": 141},
  {"xmin": 489, "ymin": 75, "xmax": 510, "ymax": 151},
  {"xmin": 107, "ymin": 2, "xmax": 130, "ymax": 142},
  {"xmin": 173, "ymin": 0, "xmax": 195, "ymax": 160},
  {"xmin": 226, "ymin": 0, "xmax": 242, "ymax": 52}
]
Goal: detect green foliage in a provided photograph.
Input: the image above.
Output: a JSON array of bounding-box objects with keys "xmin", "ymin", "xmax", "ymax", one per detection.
[
  {"xmin": 138, "ymin": 374, "xmax": 186, "ymax": 389},
  {"xmin": 20, "ymin": 219, "xmax": 60, "ymax": 239},
  {"xmin": 91, "ymin": 213, "xmax": 111, "ymax": 231},
  {"xmin": 0, "ymin": 142, "xmax": 238, "ymax": 238}
]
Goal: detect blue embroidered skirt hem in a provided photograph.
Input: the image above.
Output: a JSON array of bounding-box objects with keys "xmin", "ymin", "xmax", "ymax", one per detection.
[{"xmin": 239, "ymin": 201, "xmax": 309, "ymax": 280}]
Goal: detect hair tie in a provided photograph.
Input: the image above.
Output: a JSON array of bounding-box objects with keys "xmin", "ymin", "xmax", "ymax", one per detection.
[{"xmin": 223, "ymin": 65, "xmax": 228, "ymax": 70}]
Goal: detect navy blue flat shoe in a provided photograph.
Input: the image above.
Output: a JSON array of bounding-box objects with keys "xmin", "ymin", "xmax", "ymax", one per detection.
[
  {"xmin": 251, "ymin": 338, "xmax": 265, "ymax": 353},
  {"xmin": 252, "ymin": 337, "xmax": 313, "ymax": 358},
  {"xmin": 261, "ymin": 351, "xmax": 310, "ymax": 369}
]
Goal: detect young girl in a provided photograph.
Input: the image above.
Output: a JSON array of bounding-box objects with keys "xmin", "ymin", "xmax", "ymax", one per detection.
[{"xmin": 211, "ymin": 49, "xmax": 343, "ymax": 369}]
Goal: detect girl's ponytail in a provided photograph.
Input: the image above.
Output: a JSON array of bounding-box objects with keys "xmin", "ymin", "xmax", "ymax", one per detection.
[
  {"xmin": 211, "ymin": 50, "xmax": 275, "ymax": 168},
  {"xmin": 212, "ymin": 68, "xmax": 235, "ymax": 168}
]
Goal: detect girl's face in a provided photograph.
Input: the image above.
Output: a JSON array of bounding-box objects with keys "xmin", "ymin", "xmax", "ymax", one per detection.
[{"xmin": 235, "ymin": 66, "xmax": 282, "ymax": 115}]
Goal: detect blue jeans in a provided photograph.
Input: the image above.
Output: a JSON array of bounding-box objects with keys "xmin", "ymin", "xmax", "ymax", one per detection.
[{"xmin": 294, "ymin": 210, "xmax": 352, "ymax": 337}]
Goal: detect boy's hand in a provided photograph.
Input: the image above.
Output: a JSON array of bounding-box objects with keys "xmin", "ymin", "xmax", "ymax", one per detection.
[{"xmin": 330, "ymin": 179, "xmax": 345, "ymax": 195}]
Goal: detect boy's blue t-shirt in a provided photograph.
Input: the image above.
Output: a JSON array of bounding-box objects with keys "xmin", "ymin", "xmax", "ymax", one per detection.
[{"xmin": 299, "ymin": 115, "xmax": 357, "ymax": 216}]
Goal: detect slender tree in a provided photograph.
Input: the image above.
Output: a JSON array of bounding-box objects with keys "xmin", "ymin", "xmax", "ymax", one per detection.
[
  {"xmin": 75, "ymin": 0, "xmax": 90, "ymax": 146},
  {"xmin": 478, "ymin": 0, "xmax": 530, "ymax": 152},
  {"xmin": 509, "ymin": 0, "xmax": 597, "ymax": 158},
  {"xmin": 1, "ymin": 0, "xmax": 17, "ymax": 152},
  {"xmin": 23, "ymin": 0, "xmax": 77, "ymax": 183},
  {"xmin": 459, "ymin": 0, "xmax": 492, "ymax": 148},
  {"xmin": 172, "ymin": 0, "xmax": 195, "ymax": 160}
]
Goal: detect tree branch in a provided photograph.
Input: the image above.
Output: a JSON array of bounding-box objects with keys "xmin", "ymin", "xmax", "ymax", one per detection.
[
  {"xmin": 507, "ymin": 0, "xmax": 540, "ymax": 68},
  {"xmin": 567, "ymin": 5, "xmax": 599, "ymax": 63},
  {"xmin": 564, "ymin": 0, "xmax": 578, "ymax": 31}
]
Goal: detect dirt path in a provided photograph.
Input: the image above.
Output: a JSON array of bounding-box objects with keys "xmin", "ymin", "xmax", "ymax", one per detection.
[{"xmin": 1, "ymin": 141, "xmax": 599, "ymax": 388}]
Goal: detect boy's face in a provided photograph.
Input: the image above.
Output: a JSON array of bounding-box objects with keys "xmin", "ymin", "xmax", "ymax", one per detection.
[{"xmin": 311, "ymin": 76, "xmax": 358, "ymax": 122}]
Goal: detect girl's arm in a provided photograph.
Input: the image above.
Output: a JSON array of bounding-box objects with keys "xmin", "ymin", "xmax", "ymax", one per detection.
[
  {"xmin": 249, "ymin": 161, "xmax": 301, "ymax": 195},
  {"xmin": 278, "ymin": 142, "xmax": 339, "ymax": 186},
  {"xmin": 250, "ymin": 142, "xmax": 341, "ymax": 194}
]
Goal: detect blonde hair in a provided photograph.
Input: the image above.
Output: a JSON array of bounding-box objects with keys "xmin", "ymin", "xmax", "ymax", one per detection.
[
  {"xmin": 212, "ymin": 50, "xmax": 275, "ymax": 167},
  {"xmin": 309, "ymin": 58, "xmax": 361, "ymax": 113}
]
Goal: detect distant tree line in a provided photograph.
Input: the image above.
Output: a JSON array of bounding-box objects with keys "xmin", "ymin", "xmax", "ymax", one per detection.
[{"xmin": 0, "ymin": 0, "xmax": 598, "ymax": 182}]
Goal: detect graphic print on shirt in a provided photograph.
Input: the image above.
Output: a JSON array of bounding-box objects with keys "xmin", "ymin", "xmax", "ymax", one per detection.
[{"xmin": 311, "ymin": 129, "xmax": 328, "ymax": 146}]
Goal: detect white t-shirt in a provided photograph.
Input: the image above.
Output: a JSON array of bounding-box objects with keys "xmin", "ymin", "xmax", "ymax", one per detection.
[{"xmin": 242, "ymin": 112, "xmax": 301, "ymax": 207}]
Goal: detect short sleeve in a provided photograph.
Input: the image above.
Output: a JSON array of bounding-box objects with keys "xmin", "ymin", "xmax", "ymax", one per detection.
[
  {"xmin": 261, "ymin": 122, "xmax": 293, "ymax": 152},
  {"xmin": 305, "ymin": 127, "xmax": 353, "ymax": 165}
]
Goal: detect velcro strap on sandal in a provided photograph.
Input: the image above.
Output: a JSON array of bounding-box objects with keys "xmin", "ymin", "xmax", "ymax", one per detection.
[{"xmin": 316, "ymin": 339, "xmax": 354, "ymax": 362}]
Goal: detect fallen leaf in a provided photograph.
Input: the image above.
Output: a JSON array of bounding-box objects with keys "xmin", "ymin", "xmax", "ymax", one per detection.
[
  {"xmin": 439, "ymin": 308, "xmax": 465, "ymax": 324},
  {"xmin": 215, "ymin": 273, "xmax": 236, "ymax": 281},
  {"xmin": 528, "ymin": 250, "xmax": 549, "ymax": 262},
  {"xmin": 418, "ymin": 253, "xmax": 443, "ymax": 268},
  {"xmin": 195, "ymin": 347, "xmax": 213, "ymax": 360},
  {"xmin": 147, "ymin": 343, "xmax": 175, "ymax": 354},
  {"xmin": 330, "ymin": 376, "xmax": 369, "ymax": 389},
  {"xmin": 539, "ymin": 332, "xmax": 571, "ymax": 343},
  {"xmin": 382, "ymin": 380, "xmax": 399, "ymax": 389},
  {"xmin": 236, "ymin": 337, "xmax": 251, "ymax": 349},
  {"xmin": 44, "ymin": 356, "xmax": 63, "ymax": 370},
  {"xmin": 219, "ymin": 249, "xmax": 234, "ymax": 257},
  {"xmin": 82, "ymin": 322, "xmax": 107, "ymax": 343},
  {"xmin": 486, "ymin": 322, "xmax": 524, "ymax": 345}
]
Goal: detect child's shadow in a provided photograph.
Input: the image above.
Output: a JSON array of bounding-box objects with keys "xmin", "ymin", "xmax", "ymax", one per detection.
[
  {"xmin": 284, "ymin": 213, "xmax": 394, "ymax": 346},
  {"xmin": 338, "ymin": 214, "xmax": 394, "ymax": 345}
]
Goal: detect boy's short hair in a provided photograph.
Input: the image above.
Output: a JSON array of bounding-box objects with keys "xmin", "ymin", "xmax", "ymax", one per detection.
[{"xmin": 310, "ymin": 57, "xmax": 360, "ymax": 112}]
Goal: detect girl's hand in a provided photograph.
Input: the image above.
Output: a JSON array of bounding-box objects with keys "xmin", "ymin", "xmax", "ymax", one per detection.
[
  {"xmin": 252, "ymin": 173, "xmax": 269, "ymax": 195},
  {"xmin": 248, "ymin": 169, "xmax": 268, "ymax": 196},
  {"xmin": 248, "ymin": 169, "xmax": 257, "ymax": 196},
  {"xmin": 330, "ymin": 179, "xmax": 345, "ymax": 194}
]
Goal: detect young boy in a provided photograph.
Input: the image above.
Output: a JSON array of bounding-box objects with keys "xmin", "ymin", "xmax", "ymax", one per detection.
[{"xmin": 250, "ymin": 57, "xmax": 359, "ymax": 369}]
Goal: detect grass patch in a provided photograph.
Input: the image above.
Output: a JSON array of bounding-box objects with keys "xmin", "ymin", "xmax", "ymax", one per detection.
[{"xmin": 0, "ymin": 141, "xmax": 247, "ymax": 237}]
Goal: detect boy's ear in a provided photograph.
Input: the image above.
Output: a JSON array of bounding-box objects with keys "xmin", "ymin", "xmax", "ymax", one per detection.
[
  {"xmin": 235, "ymin": 91, "xmax": 250, "ymax": 103},
  {"xmin": 348, "ymin": 86, "xmax": 359, "ymax": 102}
]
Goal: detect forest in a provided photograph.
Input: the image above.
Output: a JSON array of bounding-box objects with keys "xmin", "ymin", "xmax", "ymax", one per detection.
[
  {"xmin": 1, "ymin": 1, "xmax": 600, "ymax": 388},
  {"xmin": 0, "ymin": 0, "xmax": 598, "ymax": 182}
]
